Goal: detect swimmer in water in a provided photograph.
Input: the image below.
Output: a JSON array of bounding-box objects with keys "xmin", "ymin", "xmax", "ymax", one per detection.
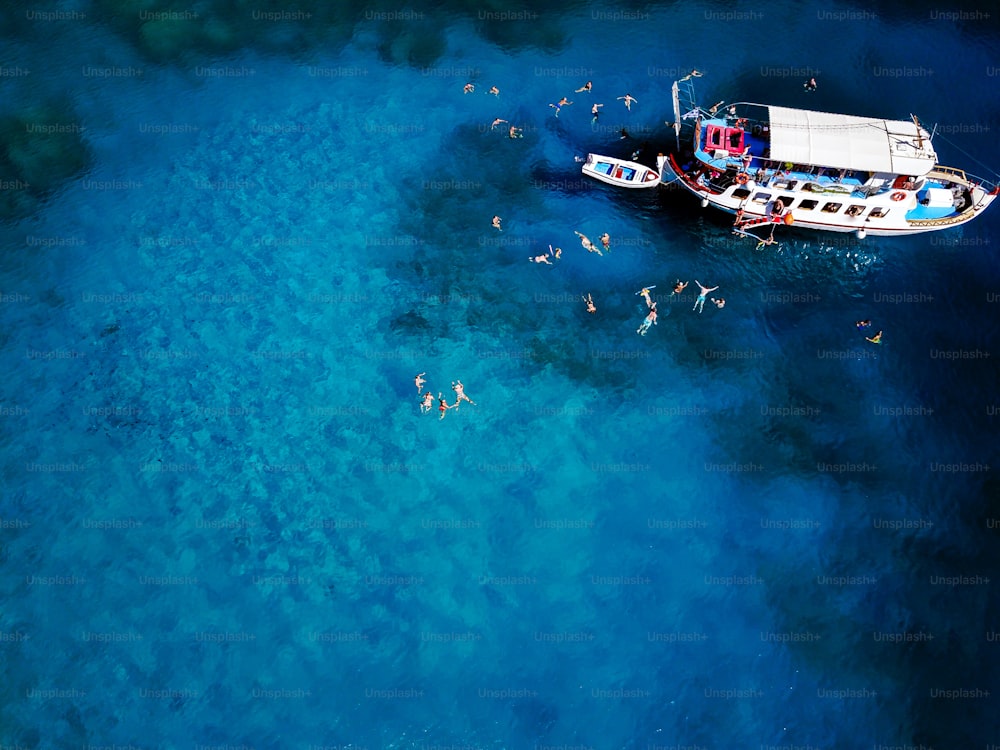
[
  {"xmin": 637, "ymin": 302, "xmax": 658, "ymax": 335},
  {"xmin": 583, "ymin": 293, "xmax": 597, "ymax": 314},
  {"xmin": 693, "ymin": 280, "xmax": 719, "ymax": 313},
  {"xmin": 617, "ymin": 93, "xmax": 638, "ymax": 111},
  {"xmin": 866, "ymin": 330, "xmax": 883, "ymax": 344},
  {"xmin": 575, "ymin": 231, "xmax": 602, "ymax": 256},
  {"xmin": 414, "ymin": 372, "xmax": 426, "ymax": 392},
  {"xmin": 438, "ymin": 393, "xmax": 454, "ymax": 420},
  {"xmin": 420, "ymin": 391, "xmax": 434, "ymax": 414},
  {"xmin": 452, "ymin": 380, "xmax": 476, "ymax": 408}
]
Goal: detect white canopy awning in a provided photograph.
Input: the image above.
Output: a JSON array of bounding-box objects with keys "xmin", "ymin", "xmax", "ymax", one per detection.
[{"xmin": 767, "ymin": 106, "xmax": 937, "ymax": 176}]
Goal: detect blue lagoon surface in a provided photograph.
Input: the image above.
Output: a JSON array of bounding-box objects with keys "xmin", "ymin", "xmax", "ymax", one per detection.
[{"xmin": 1, "ymin": 1, "xmax": 999, "ymax": 748}]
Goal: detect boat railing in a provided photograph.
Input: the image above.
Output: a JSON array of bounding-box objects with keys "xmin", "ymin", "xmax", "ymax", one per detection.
[{"xmin": 966, "ymin": 171, "xmax": 1000, "ymax": 194}]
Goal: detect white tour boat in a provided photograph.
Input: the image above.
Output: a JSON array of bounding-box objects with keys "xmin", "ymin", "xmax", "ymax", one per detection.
[
  {"xmin": 657, "ymin": 78, "xmax": 999, "ymax": 238},
  {"xmin": 581, "ymin": 153, "xmax": 661, "ymax": 189}
]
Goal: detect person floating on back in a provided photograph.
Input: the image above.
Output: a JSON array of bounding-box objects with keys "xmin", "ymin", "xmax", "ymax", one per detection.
[
  {"xmin": 452, "ymin": 381, "xmax": 476, "ymax": 408},
  {"xmin": 693, "ymin": 280, "xmax": 718, "ymax": 313},
  {"xmin": 618, "ymin": 94, "xmax": 638, "ymax": 111},
  {"xmin": 866, "ymin": 330, "xmax": 883, "ymax": 344},
  {"xmin": 420, "ymin": 391, "xmax": 434, "ymax": 414},
  {"xmin": 583, "ymin": 293, "xmax": 597, "ymax": 314}
]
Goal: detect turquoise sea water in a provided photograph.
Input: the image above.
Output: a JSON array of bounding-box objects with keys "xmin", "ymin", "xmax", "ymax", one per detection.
[{"xmin": 1, "ymin": 2, "xmax": 999, "ymax": 748}]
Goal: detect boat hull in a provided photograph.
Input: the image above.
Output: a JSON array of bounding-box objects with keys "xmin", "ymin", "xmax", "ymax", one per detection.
[
  {"xmin": 582, "ymin": 153, "xmax": 660, "ymax": 189},
  {"xmin": 658, "ymin": 154, "xmax": 998, "ymax": 237}
]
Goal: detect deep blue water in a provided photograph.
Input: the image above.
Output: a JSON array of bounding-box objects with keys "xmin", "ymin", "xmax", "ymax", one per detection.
[{"xmin": 1, "ymin": 1, "xmax": 999, "ymax": 748}]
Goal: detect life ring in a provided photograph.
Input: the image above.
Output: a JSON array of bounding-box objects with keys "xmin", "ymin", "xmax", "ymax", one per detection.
[
  {"xmin": 735, "ymin": 172, "xmax": 749, "ymax": 185},
  {"xmin": 891, "ymin": 191, "xmax": 906, "ymax": 202}
]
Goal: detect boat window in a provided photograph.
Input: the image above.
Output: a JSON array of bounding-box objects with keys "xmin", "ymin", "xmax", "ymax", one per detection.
[
  {"xmin": 595, "ymin": 162, "xmax": 614, "ymax": 176},
  {"xmin": 797, "ymin": 200, "xmax": 818, "ymax": 211},
  {"xmin": 845, "ymin": 204, "xmax": 865, "ymax": 217},
  {"xmin": 751, "ymin": 192, "xmax": 771, "ymax": 204},
  {"xmin": 869, "ymin": 207, "xmax": 888, "ymax": 218},
  {"xmin": 732, "ymin": 188, "xmax": 751, "ymax": 200},
  {"xmin": 821, "ymin": 202, "xmax": 842, "ymax": 213}
]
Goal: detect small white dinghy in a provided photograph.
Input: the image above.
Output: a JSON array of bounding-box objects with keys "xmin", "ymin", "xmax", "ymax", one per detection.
[{"xmin": 581, "ymin": 153, "xmax": 660, "ymax": 189}]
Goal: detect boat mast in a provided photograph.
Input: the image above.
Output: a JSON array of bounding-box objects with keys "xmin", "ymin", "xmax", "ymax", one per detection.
[{"xmin": 911, "ymin": 114, "xmax": 924, "ymax": 149}]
